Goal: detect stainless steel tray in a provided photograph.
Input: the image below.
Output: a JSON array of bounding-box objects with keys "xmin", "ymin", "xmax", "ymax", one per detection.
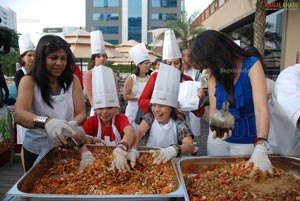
[
  {"xmin": 177, "ymin": 156, "xmax": 300, "ymax": 201},
  {"xmin": 6, "ymin": 146, "xmax": 185, "ymax": 201}
]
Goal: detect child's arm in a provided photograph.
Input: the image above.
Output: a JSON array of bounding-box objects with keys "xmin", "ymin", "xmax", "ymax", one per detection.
[{"xmin": 133, "ymin": 120, "xmax": 150, "ymax": 148}]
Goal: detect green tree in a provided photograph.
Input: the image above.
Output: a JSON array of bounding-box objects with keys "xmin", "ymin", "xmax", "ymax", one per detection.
[
  {"xmin": 0, "ymin": 26, "xmax": 19, "ymax": 76},
  {"xmin": 157, "ymin": 10, "xmax": 204, "ymax": 49}
]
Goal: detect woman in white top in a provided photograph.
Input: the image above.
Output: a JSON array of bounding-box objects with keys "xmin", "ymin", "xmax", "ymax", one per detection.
[
  {"xmin": 124, "ymin": 43, "xmax": 151, "ymax": 129},
  {"xmin": 15, "ymin": 35, "xmax": 86, "ymax": 172}
]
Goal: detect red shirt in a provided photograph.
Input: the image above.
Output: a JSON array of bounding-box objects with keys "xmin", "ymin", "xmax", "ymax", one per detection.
[
  {"xmin": 82, "ymin": 114, "xmax": 130, "ymax": 142},
  {"xmin": 72, "ymin": 65, "xmax": 84, "ymax": 89},
  {"xmin": 138, "ymin": 72, "xmax": 193, "ymax": 114}
]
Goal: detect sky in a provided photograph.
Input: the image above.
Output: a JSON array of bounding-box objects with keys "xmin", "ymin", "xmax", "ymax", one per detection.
[{"xmin": 1, "ymin": 0, "xmax": 212, "ymax": 39}]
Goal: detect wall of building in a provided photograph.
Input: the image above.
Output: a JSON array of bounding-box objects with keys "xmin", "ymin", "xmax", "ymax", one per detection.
[
  {"xmin": 200, "ymin": 0, "xmax": 256, "ymax": 30},
  {"xmin": 282, "ymin": 9, "xmax": 300, "ymax": 68}
]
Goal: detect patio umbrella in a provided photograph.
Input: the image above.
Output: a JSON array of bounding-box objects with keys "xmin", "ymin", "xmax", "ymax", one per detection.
[
  {"xmin": 111, "ymin": 40, "xmax": 159, "ymax": 63},
  {"xmin": 65, "ymin": 29, "xmax": 126, "ymax": 68}
]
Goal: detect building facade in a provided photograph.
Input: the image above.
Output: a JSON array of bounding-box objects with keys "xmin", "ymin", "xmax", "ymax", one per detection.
[
  {"xmin": 85, "ymin": 0, "xmax": 183, "ymax": 45},
  {"xmin": 191, "ymin": 0, "xmax": 300, "ymax": 79},
  {"xmin": 0, "ymin": 5, "xmax": 17, "ymax": 30}
]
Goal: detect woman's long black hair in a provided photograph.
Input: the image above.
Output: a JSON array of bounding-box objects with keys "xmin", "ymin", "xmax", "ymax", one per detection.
[
  {"xmin": 191, "ymin": 30, "xmax": 250, "ymax": 105},
  {"xmin": 33, "ymin": 35, "xmax": 74, "ymax": 108}
]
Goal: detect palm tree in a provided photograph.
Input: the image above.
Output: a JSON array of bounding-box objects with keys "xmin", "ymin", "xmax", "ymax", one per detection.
[
  {"xmin": 156, "ymin": 10, "xmax": 204, "ymax": 49},
  {"xmin": 253, "ymin": 0, "xmax": 266, "ymax": 56}
]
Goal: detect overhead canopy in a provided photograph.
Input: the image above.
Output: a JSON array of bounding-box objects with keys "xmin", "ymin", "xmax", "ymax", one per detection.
[{"xmin": 65, "ymin": 29, "xmax": 126, "ymax": 60}]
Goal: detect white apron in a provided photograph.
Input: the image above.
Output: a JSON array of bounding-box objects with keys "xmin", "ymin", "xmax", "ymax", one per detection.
[
  {"xmin": 96, "ymin": 116, "xmax": 122, "ymax": 146},
  {"xmin": 268, "ymin": 94, "xmax": 300, "ymax": 156},
  {"xmin": 146, "ymin": 119, "xmax": 177, "ymax": 148},
  {"xmin": 125, "ymin": 74, "xmax": 148, "ymax": 129},
  {"xmin": 16, "ymin": 67, "xmax": 29, "ymax": 144}
]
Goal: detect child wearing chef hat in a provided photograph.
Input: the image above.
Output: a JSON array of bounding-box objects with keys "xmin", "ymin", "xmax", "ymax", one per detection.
[
  {"xmin": 134, "ymin": 63, "xmax": 195, "ymax": 165},
  {"xmin": 82, "ymin": 66, "xmax": 137, "ymax": 172},
  {"xmin": 84, "ymin": 30, "xmax": 118, "ymax": 117},
  {"xmin": 123, "ymin": 43, "xmax": 151, "ymax": 129}
]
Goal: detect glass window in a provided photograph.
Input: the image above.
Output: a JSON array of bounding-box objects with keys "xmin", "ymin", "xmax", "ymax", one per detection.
[
  {"xmin": 128, "ymin": 0, "xmax": 142, "ymax": 42},
  {"xmin": 93, "ymin": 13, "xmax": 119, "ymax": 21},
  {"xmin": 106, "ymin": 40, "xmax": 118, "ymax": 45},
  {"xmin": 152, "ymin": 0, "xmax": 177, "ymax": 7},
  {"xmin": 93, "ymin": 0, "xmax": 119, "ymax": 7},
  {"xmin": 92, "ymin": 26, "xmax": 119, "ymax": 34},
  {"xmin": 151, "ymin": 13, "xmax": 176, "ymax": 21}
]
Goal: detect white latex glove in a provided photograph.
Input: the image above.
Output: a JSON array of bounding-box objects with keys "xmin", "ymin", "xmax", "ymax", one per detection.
[
  {"xmin": 246, "ymin": 144, "xmax": 273, "ymax": 177},
  {"xmin": 150, "ymin": 146, "xmax": 177, "ymax": 165},
  {"xmin": 67, "ymin": 121, "xmax": 86, "ymax": 139},
  {"xmin": 79, "ymin": 150, "xmax": 95, "ymax": 173},
  {"xmin": 212, "ymin": 130, "xmax": 232, "ymax": 140},
  {"xmin": 127, "ymin": 148, "xmax": 139, "ymax": 168},
  {"xmin": 111, "ymin": 147, "xmax": 130, "ymax": 172},
  {"xmin": 45, "ymin": 118, "xmax": 76, "ymax": 145}
]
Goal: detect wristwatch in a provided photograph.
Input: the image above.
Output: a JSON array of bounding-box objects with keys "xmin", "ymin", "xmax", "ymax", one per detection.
[{"xmin": 254, "ymin": 137, "xmax": 268, "ymax": 147}]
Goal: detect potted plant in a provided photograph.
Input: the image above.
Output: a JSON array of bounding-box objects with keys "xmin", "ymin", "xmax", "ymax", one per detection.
[{"xmin": 0, "ymin": 115, "xmax": 11, "ymax": 167}]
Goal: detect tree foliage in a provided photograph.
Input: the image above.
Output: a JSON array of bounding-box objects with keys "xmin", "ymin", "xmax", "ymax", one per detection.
[
  {"xmin": 157, "ymin": 10, "xmax": 204, "ymax": 49},
  {"xmin": 0, "ymin": 26, "xmax": 19, "ymax": 76}
]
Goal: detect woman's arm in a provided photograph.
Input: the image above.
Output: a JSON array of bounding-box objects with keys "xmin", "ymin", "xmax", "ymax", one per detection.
[
  {"xmin": 72, "ymin": 75, "xmax": 87, "ymax": 125},
  {"xmin": 15, "ymin": 76, "xmax": 37, "ymax": 128},
  {"xmin": 83, "ymin": 70, "xmax": 92, "ymax": 106},
  {"xmin": 123, "ymin": 75, "xmax": 135, "ymax": 100},
  {"xmin": 249, "ymin": 61, "xmax": 270, "ymax": 139},
  {"xmin": 207, "ymin": 70, "xmax": 217, "ymax": 118}
]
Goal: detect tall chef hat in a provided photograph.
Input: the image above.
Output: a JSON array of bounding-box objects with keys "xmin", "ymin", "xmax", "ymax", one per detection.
[
  {"xmin": 128, "ymin": 43, "xmax": 149, "ymax": 65},
  {"xmin": 18, "ymin": 33, "xmax": 34, "ymax": 55},
  {"xmin": 162, "ymin": 29, "xmax": 181, "ymax": 60},
  {"xmin": 90, "ymin": 30, "xmax": 106, "ymax": 55},
  {"xmin": 92, "ymin": 66, "xmax": 120, "ymax": 109},
  {"xmin": 150, "ymin": 63, "xmax": 180, "ymax": 108}
]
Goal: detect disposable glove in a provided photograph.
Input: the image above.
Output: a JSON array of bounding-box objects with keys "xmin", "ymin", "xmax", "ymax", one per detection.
[
  {"xmin": 127, "ymin": 148, "xmax": 139, "ymax": 168},
  {"xmin": 79, "ymin": 150, "xmax": 95, "ymax": 173},
  {"xmin": 67, "ymin": 121, "xmax": 86, "ymax": 139},
  {"xmin": 150, "ymin": 146, "xmax": 177, "ymax": 165},
  {"xmin": 111, "ymin": 147, "xmax": 130, "ymax": 172},
  {"xmin": 212, "ymin": 129, "xmax": 232, "ymax": 141},
  {"xmin": 45, "ymin": 118, "xmax": 76, "ymax": 145},
  {"xmin": 246, "ymin": 144, "xmax": 273, "ymax": 178}
]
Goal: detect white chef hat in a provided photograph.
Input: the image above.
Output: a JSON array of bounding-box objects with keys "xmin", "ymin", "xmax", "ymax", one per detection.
[
  {"xmin": 128, "ymin": 43, "xmax": 149, "ymax": 65},
  {"xmin": 92, "ymin": 66, "xmax": 120, "ymax": 109},
  {"xmin": 178, "ymin": 81, "xmax": 202, "ymax": 111},
  {"xmin": 18, "ymin": 33, "xmax": 34, "ymax": 55},
  {"xmin": 90, "ymin": 30, "xmax": 106, "ymax": 55},
  {"xmin": 150, "ymin": 63, "xmax": 180, "ymax": 108},
  {"xmin": 162, "ymin": 29, "xmax": 181, "ymax": 60}
]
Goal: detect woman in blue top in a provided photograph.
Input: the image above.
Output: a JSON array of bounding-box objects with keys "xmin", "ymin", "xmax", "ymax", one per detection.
[{"xmin": 191, "ymin": 30, "xmax": 273, "ymax": 176}]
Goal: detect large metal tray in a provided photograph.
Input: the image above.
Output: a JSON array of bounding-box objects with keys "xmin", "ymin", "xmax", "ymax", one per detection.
[
  {"xmin": 177, "ymin": 156, "xmax": 300, "ymax": 201},
  {"xmin": 6, "ymin": 146, "xmax": 185, "ymax": 201}
]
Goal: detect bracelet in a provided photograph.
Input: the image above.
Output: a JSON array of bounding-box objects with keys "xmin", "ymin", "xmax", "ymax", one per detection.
[
  {"xmin": 176, "ymin": 145, "xmax": 181, "ymax": 157},
  {"xmin": 118, "ymin": 139, "xmax": 131, "ymax": 151},
  {"xmin": 253, "ymin": 137, "xmax": 268, "ymax": 144},
  {"xmin": 33, "ymin": 116, "xmax": 49, "ymax": 128}
]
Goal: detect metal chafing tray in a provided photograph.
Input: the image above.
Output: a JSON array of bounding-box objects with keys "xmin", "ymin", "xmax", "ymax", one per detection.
[
  {"xmin": 177, "ymin": 156, "xmax": 300, "ymax": 201},
  {"xmin": 6, "ymin": 146, "xmax": 185, "ymax": 201}
]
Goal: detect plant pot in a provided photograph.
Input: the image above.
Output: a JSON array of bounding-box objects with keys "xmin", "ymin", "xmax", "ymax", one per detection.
[{"xmin": 0, "ymin": 143, "xmax": 11, "ymax": 167}]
